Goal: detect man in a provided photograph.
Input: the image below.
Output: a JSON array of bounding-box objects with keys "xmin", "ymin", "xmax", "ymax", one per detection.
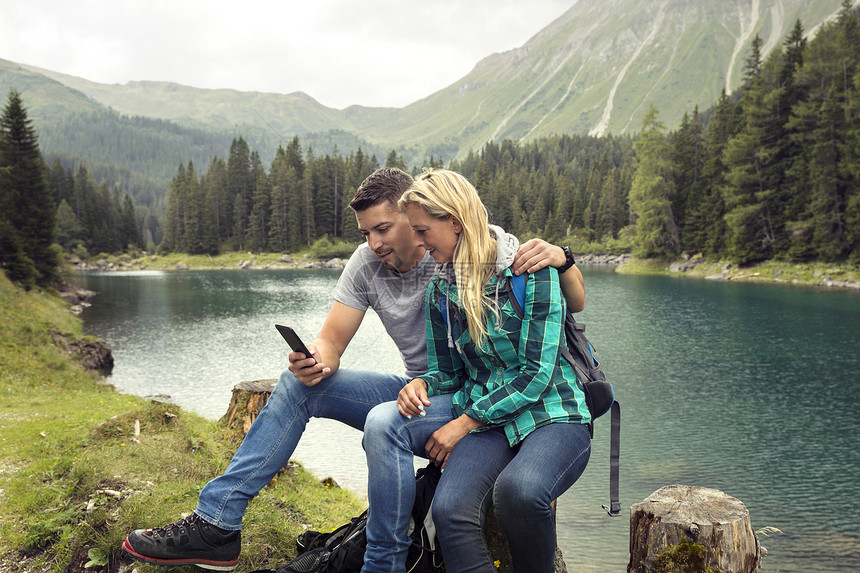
[{"xmin": 122, "ymin": 167, "xmax": 585, "ymax": 571}]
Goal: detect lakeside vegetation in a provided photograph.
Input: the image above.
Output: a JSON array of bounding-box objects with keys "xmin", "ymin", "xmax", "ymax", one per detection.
[
  {"xmin": 4, "ymin": 6, "xmax": 859, "ymax": 295},
  {"xmin": 67, "ymin": 247, "xmax": 860, "ymax": 292},
  {"xmin": 616, "ymin": 257, "xmax": 860, "ymax": 289},
  {"xmin": 0, "ymin": 271, "xmax": 364, "ymax": 572},
  {"xmin": 153, "ymin": 5, "xmax": 860, "ymax": 269}
]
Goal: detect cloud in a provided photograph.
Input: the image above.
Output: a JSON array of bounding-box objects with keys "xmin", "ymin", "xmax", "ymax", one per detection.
[{"xmin": 0, "ymin": 0, "xmax": 575, "ymax": 109}]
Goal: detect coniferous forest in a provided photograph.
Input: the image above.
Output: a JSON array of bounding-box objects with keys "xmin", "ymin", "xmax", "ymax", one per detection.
[
  {"xmin": 159, "ymin": 5, "xmax": 860, "ymax": 265},
  {"xmin": 2, "ymin": 3, "xmax": 859, "ymax": 292},
  {"xmin": 0, "ymin": 91, "xmax": 146, "ymax": 289}
]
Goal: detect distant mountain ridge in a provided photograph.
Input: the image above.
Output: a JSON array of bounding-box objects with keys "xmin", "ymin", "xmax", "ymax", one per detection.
[
  {"xmin": 0, "ymin": 0, "xmax": 846, "ymax": 172},
  {"xmin": 366, "ymin": 0, "xmax": 844, "ymax": 150}
]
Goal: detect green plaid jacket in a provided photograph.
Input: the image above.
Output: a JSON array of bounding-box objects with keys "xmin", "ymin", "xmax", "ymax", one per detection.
[{"xmin": 418, "ymin": 265, "xmax": 590, "ymax": 446}]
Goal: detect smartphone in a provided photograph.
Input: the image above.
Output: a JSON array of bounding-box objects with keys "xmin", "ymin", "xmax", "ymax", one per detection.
[{"xmin": 275, "ymin": 324, "xmax": 317, "ymax": 364}]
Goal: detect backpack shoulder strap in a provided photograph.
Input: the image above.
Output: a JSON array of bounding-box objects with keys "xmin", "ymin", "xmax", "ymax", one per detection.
[
  {"xmin": 504, "ymin": 271, "xmax": 527, "ymax": 318},
  {"xmin": 505, "ymin": 269, "xmax": 621, "ymax": 518},
  {"xmin": 603, "ymin": 401, "xmax": 622, "ymax": 517}
]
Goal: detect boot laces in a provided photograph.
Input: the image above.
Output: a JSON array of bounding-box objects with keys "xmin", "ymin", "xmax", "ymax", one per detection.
[{"xmin": 149, "ymin": 514, "xmax": 201, "ymax": 536}]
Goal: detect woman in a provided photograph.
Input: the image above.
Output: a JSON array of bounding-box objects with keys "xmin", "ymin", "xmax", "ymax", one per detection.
[{"xmin": 361, "ymin": 169, "xmax": 591, "ymax": 573}]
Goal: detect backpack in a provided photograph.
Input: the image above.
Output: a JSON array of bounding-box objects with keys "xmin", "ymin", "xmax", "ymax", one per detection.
[
  {"xmin": 438, "ymin": 271, "xmax": 621, "ymax": 517},
  {"xmin": 504, "ymin": 272, "xmax": 621, "ymax": 517},
  {"xmin": 255, "ymin": 462, "xmax": 444, "ymax": 573}
]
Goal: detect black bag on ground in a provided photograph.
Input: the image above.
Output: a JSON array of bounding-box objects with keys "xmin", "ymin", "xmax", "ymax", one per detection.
[{"xmin": 252, "ymin": 462, "xmax": 443, "ymax": 573}]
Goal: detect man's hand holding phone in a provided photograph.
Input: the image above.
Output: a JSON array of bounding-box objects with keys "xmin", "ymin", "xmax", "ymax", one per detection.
[
  {"xmin": 288, "ymin": 343, "xmax": 330, "ymax": 386},
  {"xmin": 277, "ymin": 325, "xmax": 331, "ymax": 386}
]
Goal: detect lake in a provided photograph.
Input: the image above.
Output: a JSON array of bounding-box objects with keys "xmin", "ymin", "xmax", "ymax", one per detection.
[{"xmin": 75, "ymin": 266, "xmax": 860, "ymax": 572}]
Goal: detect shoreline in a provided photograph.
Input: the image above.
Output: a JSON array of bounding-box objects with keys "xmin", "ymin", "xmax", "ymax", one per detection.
[
  {"xmin": 66, "ymin": 251, "xmax": 860, "ymax": 291},
  {"xmin": 614, "ymin": 256, "xmax": 860, "ymax": 291}
]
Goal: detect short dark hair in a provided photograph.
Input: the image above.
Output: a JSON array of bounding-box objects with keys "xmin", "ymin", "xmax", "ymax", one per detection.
[{"xmin": 349, "ymin": 167, "xmax": 413, "ymax": 212}]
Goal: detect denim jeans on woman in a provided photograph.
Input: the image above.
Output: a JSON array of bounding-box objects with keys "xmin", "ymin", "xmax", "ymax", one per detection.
[
  {"xmin": 194, "ymin": 367, "xmax": 407, "ymax": 530},
  {"xmin": 361, "ymin": 396, "xmax": 591, "ymax": 573}
]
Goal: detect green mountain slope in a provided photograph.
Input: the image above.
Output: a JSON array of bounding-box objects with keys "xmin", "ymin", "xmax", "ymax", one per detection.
[
  {"xmin": 365, "ymin": 0, "xmax": 845, "ymax": 153},
  {"xmin": 0, "ymin": 59, "xmax": 103, "ymax": 119},
  {"xmin": 19, "ymin": 65, "xmax": 357, "ymax": 135},
  {"xmin": 0, "ymin": 0, "xmax": 846, "ymax": 176}
]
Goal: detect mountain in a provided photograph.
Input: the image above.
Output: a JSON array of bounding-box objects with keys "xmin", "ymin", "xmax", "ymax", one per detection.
[
  {"xmin": 0, "ymin": 0, "xmax": 846, "ymax": 175},
  {"xmin": 363, "ymin": 0, "xmax": 845, "ymax": 150}
]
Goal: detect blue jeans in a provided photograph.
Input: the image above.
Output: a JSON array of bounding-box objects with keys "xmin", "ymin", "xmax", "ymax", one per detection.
[
  {"xmin": 433, "ymin": 423, "xmax": 591, "ymax": 573},
  {"xmin": 362, "ymin": 396, "xmax": 590, "ymax": 573},
  {"xmin": 194, "ymin": 367, "xmax": 408, "ymax": 530},
  {"xmin": 361, "ymin": 394, "xmax": 457, "ymax": 573}
]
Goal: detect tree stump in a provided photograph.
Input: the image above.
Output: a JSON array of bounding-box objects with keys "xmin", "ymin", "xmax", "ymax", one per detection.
[
  {"xmin": 222, "ymin": 380, "xmax": 568, "ymax": 572},
  {"xmin": 219, "ymin": 378, "xmax": 277, "ymax": 439},
  {"xmin": 628, "ymin": 485, "xmax": 762, "ymax": 573}
]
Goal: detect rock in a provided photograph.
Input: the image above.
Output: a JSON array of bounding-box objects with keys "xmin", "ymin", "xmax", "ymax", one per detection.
[
  {"xmin": 278, "ymin": 254, "xmax": 293, "ymax": 263},
  {"xmin": 51, "ymin": 330, "xmax": 114, "ymax": 373},
  {"xmin": 175, "ymin": 262, "xmax": 188, "ymax": 270},
  {"xmin": 323, "ymin": 258, "xmax": 346, "ymax": 269},
  {"xmin": 55, "ymin": 279, "xmax": 96, "ymax": 307},
  {"xmin": 669, "ymin": 258, "xmax": 702, "ymax": 273},
  {"xmin": 576, "ymin": 253, "xmax": 632, "ymax": 266}
]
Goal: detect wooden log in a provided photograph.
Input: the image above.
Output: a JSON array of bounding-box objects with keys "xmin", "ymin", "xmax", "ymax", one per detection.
[
  {"xmin": 219, "ymin": 378, "xmax": 277, "ymax": 440},
  {"xmin": 222, "ymin": 380, "xmax": 568, "ymax": 572},
  {"xmin": 628, "ymin": 484, "xmax": 762, "ymax": 573}
]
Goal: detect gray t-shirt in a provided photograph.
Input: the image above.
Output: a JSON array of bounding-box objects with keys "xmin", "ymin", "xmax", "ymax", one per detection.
[{"xmin": 335, "ymin": 243, "xmax": 437, "ymax": 378}]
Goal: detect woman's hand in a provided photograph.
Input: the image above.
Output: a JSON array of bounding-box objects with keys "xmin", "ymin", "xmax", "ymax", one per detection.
[
  {"xmin": 425, "ymin": 414, "xmax": 484, "ymax": 468},
  {"xmin": 398, "ymin": 378, "xmax": 431, "ymax": 419}
]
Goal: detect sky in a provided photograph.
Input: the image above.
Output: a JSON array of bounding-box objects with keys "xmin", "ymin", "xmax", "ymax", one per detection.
[{"xmin": 2, "ymin": 0, "xmax": 576, "ymax": 110}]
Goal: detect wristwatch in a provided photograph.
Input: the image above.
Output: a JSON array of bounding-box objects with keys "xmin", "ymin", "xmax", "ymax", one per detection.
[{"xmin": 558, "ymin": 246, "xmax": 576, "ymax": 274}]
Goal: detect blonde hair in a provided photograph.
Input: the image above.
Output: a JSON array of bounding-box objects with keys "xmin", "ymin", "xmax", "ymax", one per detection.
[{"xmin": 398, "ymin": 169, "xmax": 497, "ymax": 345}]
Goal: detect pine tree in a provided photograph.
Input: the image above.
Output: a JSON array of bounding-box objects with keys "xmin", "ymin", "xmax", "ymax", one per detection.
[
  {"xmin": 385, "ymin": 150, "xmax": 407, "ymax": 171},
  {"xmin": 698, "ymin": 90, "xmax": 739, "ymax": 257},
  {"xmin": 181, "ymin": 162, "xmax": 206, "ymax": 254},
  {"xmin": 314, "ymin": 154, "xmax": 338, "ymax": 240},
  {"xmin": 268, "ymin": 146, "xmax": 302, "ymax": 251},
  {"xmin": 0, "ymin": 90, "xmax": 56, "ymax": 285},
  {"xmin": 119, "ymin": 194, "xmax": 141, "ymax": 250},
  {"xmin": 628, "ymin": 104, "xmax": 679, "ymax": 259},
  {"xmin": 247, "ymin": 152, "xmax": 270, "ymax": 252},
  {"xmin": 55, "ymin": 199, "xmax": 84, "ymax": 250},
  {"xmin": 0, "ymin": 219, "xmax": 35, "ymax": 289},
  {"xmin": 227, "ymin": 138, "xmax": 253, "ymax": 249},
  {"xmin": 673, "ymin": 109, "xmax": 707, "ymax": 254},
  {"xmin": 722, "ymin": 35, "xmax": 779, "ymax": 264},
  {"xmin": 785, "ymin": 8, "xmax": 858, "ymax": 261},
  {"xmin": 201, "ymin": 156, "xmax": 228, "ymax": 247},
  {"xmin": 301, "ymin": 147, "xmax": 318, "ymax": 246},
  {"xmin": 161, "ymin": 163, "xmax": 187, "ymax": 253}
]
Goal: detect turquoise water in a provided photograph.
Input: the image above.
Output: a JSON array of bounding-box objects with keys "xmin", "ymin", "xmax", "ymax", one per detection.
[{"xmin": 76, "ymin": 268, "xmax": 860, "ymax": 572}]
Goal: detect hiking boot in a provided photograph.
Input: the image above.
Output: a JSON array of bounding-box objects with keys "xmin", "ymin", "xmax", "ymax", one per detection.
[{"xmin": 122, "ymin": 513, "xmax": 241, "ymax": 571}]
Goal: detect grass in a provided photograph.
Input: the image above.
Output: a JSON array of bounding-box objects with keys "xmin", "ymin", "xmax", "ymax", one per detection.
[
  {"xmin": 0, "ymin": 272, "xmax": 364, "ymax": 572},
  {"xmin": 75, "ymin": 236, "xmax": 361, "ymax": 272}
]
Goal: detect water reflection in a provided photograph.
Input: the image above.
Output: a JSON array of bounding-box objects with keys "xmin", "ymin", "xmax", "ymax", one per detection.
[{"xmin": 76, "ymin": 268, "xmax": 860, "ymax": 572}]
